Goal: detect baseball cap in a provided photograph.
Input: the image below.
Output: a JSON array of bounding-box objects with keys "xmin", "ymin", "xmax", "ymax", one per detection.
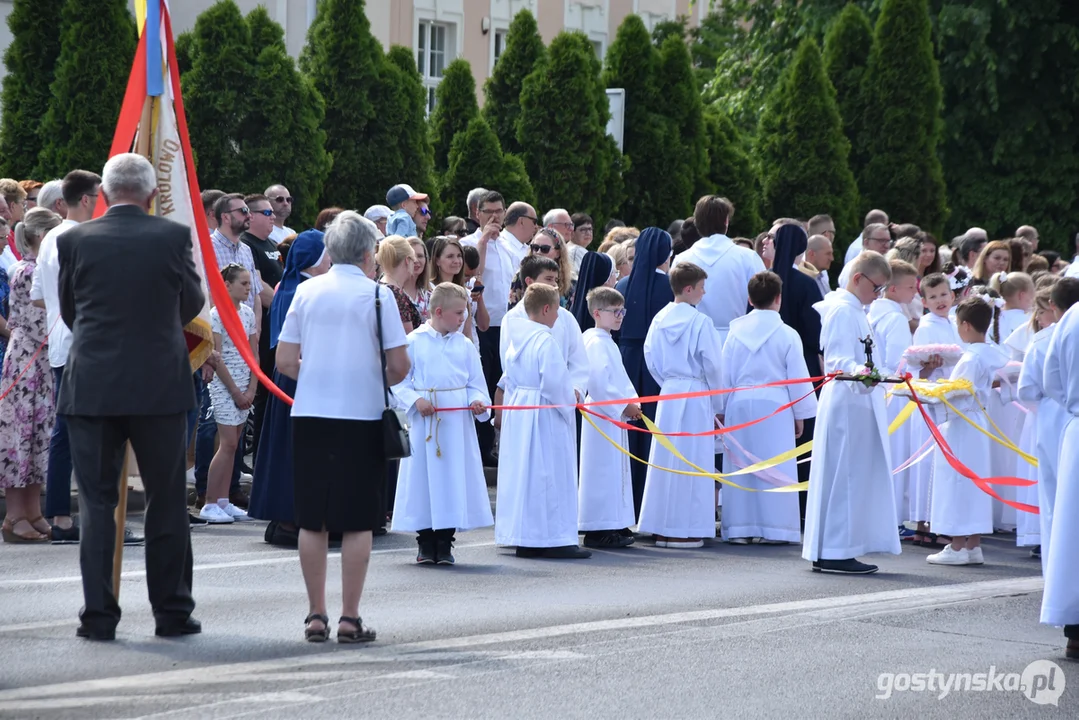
[
  {"xmin": 364, "ymin": 204, "xmax": 393, "ymax": 222},
  {"xmin": 386, "ymin": 183, "xmax": 428, "ymax": 207}
]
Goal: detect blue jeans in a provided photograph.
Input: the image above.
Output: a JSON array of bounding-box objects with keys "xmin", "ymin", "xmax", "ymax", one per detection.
[
  {"xmin": 44, "ymin": 366, "xmax": 73, "ymax": 517},
  {"xmin": 193, "ymin": 378, "xmax": 243, "ymax": 496}
]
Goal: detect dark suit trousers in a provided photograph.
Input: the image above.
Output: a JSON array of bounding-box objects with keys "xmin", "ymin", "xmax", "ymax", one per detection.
[{"xmin": 66, "ymin": 412, "xmax": 195, "ymax": 630}]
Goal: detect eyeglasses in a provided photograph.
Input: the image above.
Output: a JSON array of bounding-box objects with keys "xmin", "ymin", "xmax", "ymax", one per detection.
[
  {"xmin": 530, "ymin": 244, "xmax": 554, "ymax": 254},
  {"xmin": 272, "ymin": 196, "xmax": 292, "ymax": 204},
  {"xmin": 599, "ymin": 308, "xmax": 627, "ymax": 318},
  {"xmin": 577, "ymin": 226, "xmax": 594, "ymax": 234},
  {"xmin": 227, "ymin": 206, "xmax": 251, "ymax": 216},
  {"xmin": 253, "ymin": 208, "xmax": 274, "ymax": 217},
  {"xmin": 26, "ymin": 196, "xmax": 38, "ymax": 203},
  {"xmin": 858, "ymin": 274, "xmax": 887, "ymax": 294},
  {"xmin": 522, "ymin": 215, "xmax": 539, "ymax": 224},
  {"xmin": 419, "ymin": 207, "xmax": 431, "ymax": 217}
]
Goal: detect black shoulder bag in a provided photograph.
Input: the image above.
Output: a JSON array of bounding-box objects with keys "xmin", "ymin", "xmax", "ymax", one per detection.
[{"xmin": 375, "ymin": 285, "xmax": 411, "ymax": 460}]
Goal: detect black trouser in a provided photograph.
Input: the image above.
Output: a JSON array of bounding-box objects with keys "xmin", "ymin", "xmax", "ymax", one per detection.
[
  {"xmin": 1065, "ymin": 625, "xmax": 1079, "ymax": 640},
  {"xmin": 250, "ymin": 313, "xmax": 275, "ymax": 468},
  {"xmin": 384, "ymin": 459, "xmax": 399, "ymax": 519},
  {"xmin": 476, "ymin": 326, "xmax": 503, "ymax": 459},
  {"xmin": 797, "ymin": 416, "xmax": 815, "ymax": 530},
  {"xmin": 66, "ymin": 412, "xmax": 194, "ymax": 632}
]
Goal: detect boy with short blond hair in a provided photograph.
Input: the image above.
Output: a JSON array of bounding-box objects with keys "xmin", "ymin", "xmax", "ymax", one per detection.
[
  {"xmin": 496, "ymin": 283, "xmax": 590, "ymax": 559},
  {"xmin": 578, "ymin": 287, "xmax": 640, "ymax": 548},
  {"xmin": 638, "ymin": 262, "xmax": 724, "ymax": 548}
]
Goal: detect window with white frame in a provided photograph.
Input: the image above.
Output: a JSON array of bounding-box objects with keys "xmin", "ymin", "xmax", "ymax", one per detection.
[
  {"xmin": 493, "ymin": 29, "xmax": 508, "ymax": 66},
  {"xmin": 592, "ymin": 40, "xmax": 604, "ymax": 60},
  {"xmin": 417, "ymin": 20, "xmax": 451, "ymax": 113}
]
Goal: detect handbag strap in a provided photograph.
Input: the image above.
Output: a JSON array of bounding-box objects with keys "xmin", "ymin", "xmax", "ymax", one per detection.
[{"xmin": 375, "ymin": 284, "xmax": 391, "ymax": 410}]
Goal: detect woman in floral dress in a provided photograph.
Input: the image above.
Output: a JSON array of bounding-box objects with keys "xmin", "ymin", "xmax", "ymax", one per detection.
[{"xmin": 0, "ymin": 208, "xmax": 61, "ymax": 543}]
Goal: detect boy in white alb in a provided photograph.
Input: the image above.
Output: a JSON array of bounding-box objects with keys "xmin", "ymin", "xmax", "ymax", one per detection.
[
  {"xmin": 392, "ymin": 284, "xmax": 493, "ymax": 566},
  {"xmin": 1039, "ymin": 278, "xmax": 1079, "ymax": 660},
  {"xmin": 718, "ymin": 271, "xmax": 816, "ymax": 544},
  {"xmin": 578, "ymin": 287, "xmax": 641, "ymax": 549},
  {"xmin": 867, "ymin": 260, "xmax": 918, "ymax": 532},
  {"xmin": 496, "ymin": 284, "xmax": 590, "ymax": 559},
  {"xmin": 802, "ymin": 252, "xmax": 900, "ymax": 574},
  {"xmin": 638, "ymin": 263, "xmax": 724, "ymax": 549},
  {"xmin": 927, "ymin": 296, "xmax": 1010, "ymax": 566}
]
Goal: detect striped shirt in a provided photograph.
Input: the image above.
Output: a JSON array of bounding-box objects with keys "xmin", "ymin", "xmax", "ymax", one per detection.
[{"xmin": 211, "ymin": 229, "xmax": 263, "ymax": 310}]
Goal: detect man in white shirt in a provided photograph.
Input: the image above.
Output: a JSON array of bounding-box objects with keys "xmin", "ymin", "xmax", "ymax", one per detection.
[
  {"xmin": 843, "ymin": 208, "xmax": 889, "ymax": 264},
  {"xmin": 837, "ymin": 223, "xmax": 892, "ymax": 290},
  {"xmin": 36, "ymin": 180, "xmax": 67, "ymax": 218},
  {"xmin": 673, "ymin": 195, "xmax": 765, "ymax": 347},
  {"xmin": 29, "ymin": 170, "xmax": 101, "ymax": 542},
  {"xmin": 544, "ymin": 208, "xmax": 583, "ymax": 276},
  {"xmin": 264, "ymin": 184, "xmax": 296, "ymax": 243}
]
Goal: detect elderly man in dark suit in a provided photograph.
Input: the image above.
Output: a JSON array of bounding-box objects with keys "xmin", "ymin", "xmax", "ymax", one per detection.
[{"xmin": 58, "ymin": 153, "xmax": 205, "ymax": 641}]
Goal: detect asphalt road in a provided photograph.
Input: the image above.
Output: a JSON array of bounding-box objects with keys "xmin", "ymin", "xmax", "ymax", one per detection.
[{"xmin": 0, "ymin": 514, "xmax": 1072, "ymax": 719}]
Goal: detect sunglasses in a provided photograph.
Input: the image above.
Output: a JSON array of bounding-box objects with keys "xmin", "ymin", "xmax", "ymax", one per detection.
[
  {"xmin": 419, "ymin": 207, "xmax": 431, "ymax": 217},
  {"xmin": 227, "ymin": 206, "xmax": 250, "ymax": 216},
  {"xmin": 858, "ymin": 274, "xmax": 887, "ymax": 294},
  {"xmin": 273, "ymin": 196, "xmax": 293, "ymax": 204},
  {"xmin": 530, "ymin": 244, "xmax": 554, "ymax": 254},
  {"xmin": 252, "ymin": 208, "xmax": 274, "ymax": 217}
]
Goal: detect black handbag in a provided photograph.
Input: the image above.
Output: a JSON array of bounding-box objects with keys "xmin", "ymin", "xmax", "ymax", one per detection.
[{"xmin": 375, "ymin": 285, "xmax": 411, "ymax": 460}]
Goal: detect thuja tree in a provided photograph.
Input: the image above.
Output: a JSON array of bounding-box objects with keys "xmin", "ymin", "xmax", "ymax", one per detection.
[
  {"xmin": 656, "ymin": 34, "xmax": 709, "ymax": 222},
  {"xmin": 822, "ymin": 3, "xmax": 874, "ymax": 184},
  {"xmin": 242, "ymin": 7, "xmax": 331, "ymax": 226},
  {"xmin": 602, "ymin": 14, "xmax": 668, "ymax": 228},
  {"xmin": 384, "ymin": 46, "xmax": 436, "ymax": 206},
  {"xmin": 0, "ymin": 0, "xmax": 64, "ymax": 179},
  {"xmin": 483, "ymin": 8, "xmax": 545, "ymax": 157},
  {"xmin": 704, "ymin": 108, "xmax": 762, "ymax": 237},
  {"xmin": 36, "ymin": 0, "xmax": 136, "ymax": 178},
  {"xmin": 441, "ymin": 116, "xmax": 534, "ymax": 217},
  {"xmin": 181, "ymin": 0, "xmax": 253, "ymax": 192},
  {"xmin": 756, "ymin": 39, "xmax": 860, "ymax": 249},
  {"xmin": 428, "ymin": 58, "xmax": 479, "ymax": 175},
  {"xmin": 858, "ymin": 0, "xmax": 948, "ymax": 235},
  {"xmin": 518, "ymin": 32, "xmax": 611, "ymax": 221},
  {"xmin": 301, "ymin": 0, "xmax": 386, "ymax": 209}
]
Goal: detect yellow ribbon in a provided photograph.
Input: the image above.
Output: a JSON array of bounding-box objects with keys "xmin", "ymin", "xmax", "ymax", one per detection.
[
  {"xmin": 888, "ymin": 401, "xmax": 917, "ymax": 435},
  {"xmin": 580, "ymin": 411, "xmax": 808, "ymax": 492},
  {"xmin": 937, "ymin": 396, "xmax": 1038, "ymax": 467}
]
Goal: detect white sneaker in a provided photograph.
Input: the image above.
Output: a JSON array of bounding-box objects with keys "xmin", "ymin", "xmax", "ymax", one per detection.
[
  {"xmin": 185, "ymin": 467, "xmax": 196, "ymax": 484},
  {"xmin": 199, "ymin": 503, "xmax": 234, "ymax": 524},
  {"xmin": 221, "ymin": 503, "xmax": 253, "ymax": 522},
  {"xmin": 241, "ymin": 472, "xmax": 254, "ymax": 484},
  {"xmin": 927, "ymin": 545, "xmax": 970, "ymax": 565},
  {"xmin": 666, "ymin": 539, "xmax": 704, "ymax": 549},
  {"xmin": 967, "ymin": 546, "xmax": 984, "ymax": 565}
]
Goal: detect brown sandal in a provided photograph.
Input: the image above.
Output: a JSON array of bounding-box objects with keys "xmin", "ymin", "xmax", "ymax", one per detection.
[
  {"xmin": 337, "ymin": 616, "xmax": 376, "ymax": 644},
  {"xmin": 2, "ymin": 517, "xmax": 48, "ymax": 544}
]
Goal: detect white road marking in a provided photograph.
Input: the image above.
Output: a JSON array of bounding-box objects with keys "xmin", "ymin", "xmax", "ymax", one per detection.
[{"xmin": 0, "ymin": 575, "xmax": 1042, "ymax": 712}]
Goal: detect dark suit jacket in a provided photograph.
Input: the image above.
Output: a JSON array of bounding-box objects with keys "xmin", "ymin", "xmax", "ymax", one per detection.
[
  {"xmin": 779, "ymin": 270, "xmax": 825, "ymax": 380},
  {"xmin": 58, "ymin": 205, "xmax": 204, "ymax": 416}
]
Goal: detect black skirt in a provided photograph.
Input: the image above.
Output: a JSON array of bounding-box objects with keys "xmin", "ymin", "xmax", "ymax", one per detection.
[{"xmin": 292, "ymin": 416, "xmax": 386, "ymax": 533}]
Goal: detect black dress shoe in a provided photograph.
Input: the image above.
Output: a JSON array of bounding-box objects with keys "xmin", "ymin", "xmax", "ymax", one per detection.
[
  {"xmin": 76, "ymin": 624, "xmax": 116, "ymax": 641},
  {"xmin": 51, "ymin": 523, "xmax": 80, "ymax": 545},
  {"xmin": 189, "ymin": 513, "xmax": 208, "ymax": 525},
  {"xmin": 516, "ymin": 545, "xmax": 591, "ymax": 559},
  {"xmin": 123, "ymin": 528, "xmax": 144, "ymax": 545},
  {"xmin": 155, "ymin": 617, "xmax": 202, "ymax": 637},
  {"xmin": 812, "ymin": 558, "xmax": 878, "ymax": 574}
]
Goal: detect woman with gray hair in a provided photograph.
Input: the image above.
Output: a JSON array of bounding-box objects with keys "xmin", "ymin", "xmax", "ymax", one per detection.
[
  {"xmin": 0, "ymin": 207, "xmax": 62, "ymax": 542},
  {"xmin": 276, "ymin": 210, "xmax": 410, "ymax": 643}
]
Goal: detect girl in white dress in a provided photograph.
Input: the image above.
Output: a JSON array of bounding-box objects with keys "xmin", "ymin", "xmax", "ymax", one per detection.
[
  {"xmin": 201, "ymin": 264, "xmax": 258, "ymax": 524},
  {"xmin": 927, "ymin": 296, "xmax": 1010, "ymax": 565}
]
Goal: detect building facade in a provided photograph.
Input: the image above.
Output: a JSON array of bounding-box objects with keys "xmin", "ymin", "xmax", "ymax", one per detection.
[{"xmin": 0, "ymin": 1, "xmax": 704, "ymax": 112}]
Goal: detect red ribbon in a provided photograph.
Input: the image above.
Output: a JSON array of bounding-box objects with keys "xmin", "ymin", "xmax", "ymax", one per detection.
[{"xmin": 904, "ymin": 379, "xmax": 1038, "ymax": 514}]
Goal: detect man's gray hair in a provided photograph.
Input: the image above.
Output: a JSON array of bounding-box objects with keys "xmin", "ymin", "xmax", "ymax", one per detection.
[
  {"xmin": 863, "ymin": 223, "xmax": 890, "ymax": 242},
  {"xmin": 466, "ymin": 187, "xmax": 487, "ymax": 215},
  {"xmin": 102, "ymin": 153, "xmax": 156, "ymax": 202},
  {"xmin": 37, "ymin": 180, "xmax": 64, "ymax": 212},
  {"xmin": 324, "ymin": 210, "xmax": 378, "ymax": 266},
  {"xmin": 543, "ymin": 208, "xmax": 570, "ymax": 225},
  {"xmin": 14, "ymin": 207, "xmax": 62, "ymax": 257}
]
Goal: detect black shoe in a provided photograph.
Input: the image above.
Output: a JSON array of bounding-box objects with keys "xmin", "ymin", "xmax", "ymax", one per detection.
[
  {"xmin": 481, "ymin": 452, "xmax": 498, "ymax": 468},
  {"xmin": 435, "ymin": 539, "xmax": 455, "ymax": 565},
  {"xmin": 618, "ymin": 528, "xmax": 635, "ymax": 538},
  {"xmin": 123, "ymin": 528, "xmax": 144, "ymax": 545},
  {"xmin": 155, "ymin": 617, "xmax": 202, "ymax": 637},
  {"xmin": 373, "ymin": 526, "xmax": 388, "ymax": 537},
  {"xmin": 812, "ymin": 558, "xmax": 878, "ymax": 574},
  {"xmin": 517, "ymin": 545, "xmax": 591, "ymax": 559},
  {"xmin": 76, "ymin": 623, "xmax": 116, "ymax": 641},
  {"xmin": 264, "ymin": 521, "xmax": 298, "ymax": 547},
  {"xmin": 583, "ymin": 531, "xmax": 634, "ymax": 549},
  {"xmin": 189, "ymin": 513, "xmax": 208, "ymax": 525},
  {"xmin": 1031, "ymin": 545, "xmax": 1041, "ymax": 559},
  {"xmin": 51, "ymin": 523, "xmax": 80, "ymax": 545},
  {"xmin": 416, "ymin": 539, "xmax": 436, "ymax": 564}
]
